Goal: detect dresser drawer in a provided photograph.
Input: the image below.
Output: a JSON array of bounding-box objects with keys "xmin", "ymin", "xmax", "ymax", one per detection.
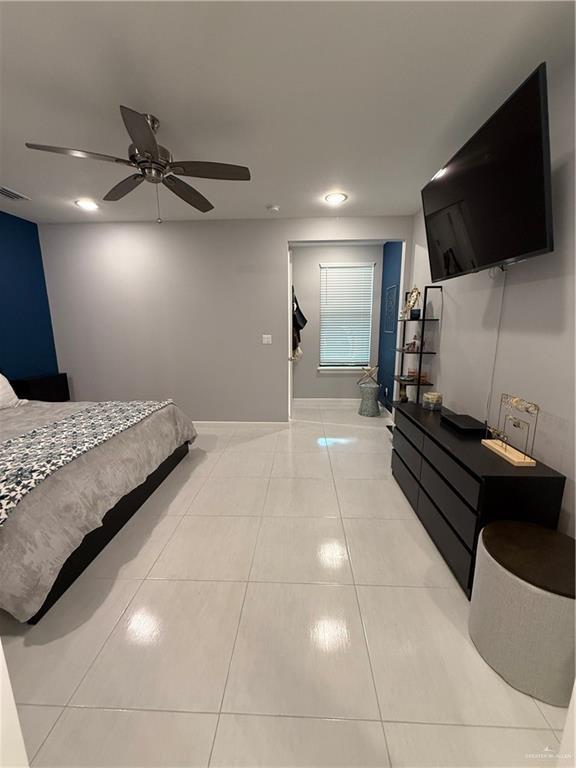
[
  {"xmin": 420, "ymin": 460, "xmax": 477, "ymax": 549},
  {"xmin": 395, "ymin": 410, "xmax": 424, "ymax": 451},
  {"xmin": 393, "ymin": 428, "xmax": 422, "ymax": 479},
  {"xmin": 422, "ymin": 436, "xmax": 480, "ymax": 509},
  {"xmin": 416, "ymin": 489, "xmax": 472, "ymax": 592},
  {"xmin": 391, "ymin": 450, "xmax": 419, "ymax": 510}
]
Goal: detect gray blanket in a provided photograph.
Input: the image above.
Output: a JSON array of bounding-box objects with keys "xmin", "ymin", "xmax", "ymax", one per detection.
[{"xmin": 0, "ymin": 401, "xmax": 197, "ymax": 622}]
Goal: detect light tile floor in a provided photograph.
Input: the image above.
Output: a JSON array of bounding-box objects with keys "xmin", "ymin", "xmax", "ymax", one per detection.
[{"xmin": 1, "ymin": 400, "xmax": 567, "ymax": 767}]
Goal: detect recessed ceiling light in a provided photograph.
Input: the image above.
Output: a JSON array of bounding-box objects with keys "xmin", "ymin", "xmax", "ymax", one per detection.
[
  {"xmin": 75, "ymin": 198, "xmax": 99, "ymax": 211},
  {"xmin": 324, "ymin": 192, "xmax": 348, "ymax": 206},
  {"xmin": 266, "ymin": 204, "xmax": 280, "ymax": 213},
  {"xmin": 431, "ymin": 168, "xmax": 447, "ymax": 181}
]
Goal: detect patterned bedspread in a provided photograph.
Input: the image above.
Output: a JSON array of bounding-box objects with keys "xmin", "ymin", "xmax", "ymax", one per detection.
[{"xmin": 0, "ymin": 400, "xmax": 172, "ymax": 526}]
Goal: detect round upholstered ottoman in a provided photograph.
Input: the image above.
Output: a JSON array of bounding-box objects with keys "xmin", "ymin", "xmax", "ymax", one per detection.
[{"xmin": 469, "ymin": 521, "xmax": 575, "ymax": 706}]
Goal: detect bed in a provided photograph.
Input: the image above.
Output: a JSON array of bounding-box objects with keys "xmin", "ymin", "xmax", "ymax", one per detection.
[{"xmin": 0, "ymin": 398, "xmax": 197, "ymax": 624}]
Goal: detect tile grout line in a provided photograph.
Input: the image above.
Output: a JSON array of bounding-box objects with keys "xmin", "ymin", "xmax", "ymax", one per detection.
[
  {"xmin": 28, "ymin": 573, "xmax": 151, "ymax": 761},
  {"xmin": 79, "ymin": 575, "xmax": 462, "ymax": 589},
  {"xmin": 532, "ymin": 699, "xmax": 564, "ymax": 731},
  {"xmin": 59, "ymin": 577, "xmax": 148, "ymax": 710},
  {"xmin": 324, "ymin": 421, "xmax": 395, "ymax": 768},
  {"xmin": 206, "ymin": 456, "xmax": 273, "ymax": 767},
  {"xmin": 135, "ymin": 445, "xmax": 223, "ymax": 575},
  {"xmin": 141, "ymin": 578, "xmax": 460, "ymax": 589},
  {"xmin": 321, "ymin": 407, "xmax": 396, "ymax": 768},
  {"xmin": 138, "ymin": 514, "xmax": 414, "ymax": 520},
  {"xmin": 21, "ymin": 701, "xmax": 564, "ymax": 732},
  {"xmin": 26, "ymin": 704, "xmax": 67, "ymax": 765},
  {"xmin": 55, "ymin": 443, "xmax": 224, "ymax": 713}
]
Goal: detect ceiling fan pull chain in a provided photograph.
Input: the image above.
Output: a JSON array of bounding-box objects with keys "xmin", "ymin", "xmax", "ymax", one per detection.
[{"xmin": 155, "ymin": 184, "xmax": 163, "ymax": 224}]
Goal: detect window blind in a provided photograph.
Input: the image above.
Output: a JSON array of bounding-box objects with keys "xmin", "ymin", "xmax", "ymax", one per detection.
[{"xmin": 319, "ymin": 263, "xmax": 375, "ymax": 367}]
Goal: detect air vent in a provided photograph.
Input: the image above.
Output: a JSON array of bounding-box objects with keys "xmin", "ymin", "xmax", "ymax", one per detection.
[{"xmin": 0, "ymin": 186, "xmax": 30, "ymax": 201}]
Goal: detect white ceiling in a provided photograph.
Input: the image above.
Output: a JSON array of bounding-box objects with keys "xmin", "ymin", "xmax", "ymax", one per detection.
[{"xmin": 0, "ymin": 1, "xmax": 573, "ymax": 223}]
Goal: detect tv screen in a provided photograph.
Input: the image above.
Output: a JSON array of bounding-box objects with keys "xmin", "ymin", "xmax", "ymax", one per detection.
[{"xmin": 421, "ymin": 63, "xmax": 553, "ymax": 282}]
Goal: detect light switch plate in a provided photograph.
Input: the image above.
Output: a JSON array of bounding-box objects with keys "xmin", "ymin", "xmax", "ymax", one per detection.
[{"xmin": 262, "ymin": 334, "xmax": 272, "ymax": 345}]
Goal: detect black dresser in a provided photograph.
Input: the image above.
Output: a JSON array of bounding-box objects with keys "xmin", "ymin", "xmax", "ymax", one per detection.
[{"xmin": 391, "ymin": 403, "xmax": 565, "ymax": 597}]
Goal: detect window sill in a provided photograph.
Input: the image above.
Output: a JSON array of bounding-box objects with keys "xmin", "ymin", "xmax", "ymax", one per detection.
[{"xmin": 317, "ymin": 366, "xmax": 366, "ymax": 373}]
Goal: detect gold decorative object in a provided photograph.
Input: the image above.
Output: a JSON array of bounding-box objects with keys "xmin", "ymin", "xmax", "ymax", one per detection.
[
  {"xmin": 357, "ymin": 365, "xmax": 378, "ymax": 385},
  {"xmin": 398, "ymin": 380, "xmax": 409, "ymax": 403},
  {"xmin": 482, "ymin": 393, "xmax": 540, "ymax": 467},
  {"xmin": 423, "ymin": 392, "xmax": 443, "ymax": 411},
  {"xmin": 400, "ymin": 286, "xmax": 421, "ymax": 320}
]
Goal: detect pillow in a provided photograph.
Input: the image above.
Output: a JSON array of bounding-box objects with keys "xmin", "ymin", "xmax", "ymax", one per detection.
[{"xmin": 0, "ymin": 374, "xmax": 20, "ymax": 409}]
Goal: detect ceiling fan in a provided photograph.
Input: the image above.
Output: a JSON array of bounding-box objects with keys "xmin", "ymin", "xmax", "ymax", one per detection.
[{"xmin": 25, "ymin": 105, "xmax": 251, "ymax": 213}]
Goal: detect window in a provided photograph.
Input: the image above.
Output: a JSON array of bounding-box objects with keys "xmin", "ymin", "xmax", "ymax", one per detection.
[{"xmin": 319, "ymin": 263, "xmax": 375, "ymax": 367}]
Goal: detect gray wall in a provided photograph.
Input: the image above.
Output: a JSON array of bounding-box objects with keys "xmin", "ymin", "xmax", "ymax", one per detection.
[
  {"xmin": 406, "ymin": 59, "xmax": 575, "ymax": 535},
  {"xmin": 39, "ymin": 216, "xmax": 412, "ymax": 423},
  {"xmin": 291, "ymin": 243, "xmax": 383, "ymax": 398}
]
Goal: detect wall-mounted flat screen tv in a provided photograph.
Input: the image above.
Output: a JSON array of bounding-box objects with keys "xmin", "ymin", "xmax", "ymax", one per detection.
[{"xmin": 421, "ymin": 63, "xmax": 553, "ymax": 282}]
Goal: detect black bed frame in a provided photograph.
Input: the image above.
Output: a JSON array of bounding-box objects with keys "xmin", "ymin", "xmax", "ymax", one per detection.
[{"xmin": 27, "ymin": 442, "xmax": 190, "ymax": 624}]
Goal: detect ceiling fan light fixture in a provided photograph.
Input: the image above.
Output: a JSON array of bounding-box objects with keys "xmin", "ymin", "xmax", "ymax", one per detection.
[
  {"xmin": 75, "ymin": 198, "xmax": 99, "ymax": 211},
  {"xmin": 324, "ymin": 192, "xmax": 348, "ymax": 206}
]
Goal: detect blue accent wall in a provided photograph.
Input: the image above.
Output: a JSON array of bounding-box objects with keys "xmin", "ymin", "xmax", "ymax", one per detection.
[
  {"xmin": 0, "ymin": 211, "xmax": 58, "ymax": 379},
  {"xmin": 377, "ymin": 241, "xmax": 403, "ymax": 411}
]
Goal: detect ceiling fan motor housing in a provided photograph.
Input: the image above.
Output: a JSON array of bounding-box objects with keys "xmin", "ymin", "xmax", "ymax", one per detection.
[{"xmin": 129, "ymin": 141, "xmax": 172, "ymax": 183}]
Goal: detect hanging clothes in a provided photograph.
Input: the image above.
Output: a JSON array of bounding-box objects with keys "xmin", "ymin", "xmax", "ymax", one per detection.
[{"xmin": 292, "ymin": 287, "xmax": 307, "ymax": 353}]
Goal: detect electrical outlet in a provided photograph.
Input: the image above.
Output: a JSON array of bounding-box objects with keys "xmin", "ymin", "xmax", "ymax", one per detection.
[{"xmin": 262, "ymin": 334, "xmax": 272, "ymax": 345}]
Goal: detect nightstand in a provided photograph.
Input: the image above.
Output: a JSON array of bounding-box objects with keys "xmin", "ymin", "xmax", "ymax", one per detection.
[{"xmin": 10, "ymin": 372, "xmax": 70, "ymax": 402}]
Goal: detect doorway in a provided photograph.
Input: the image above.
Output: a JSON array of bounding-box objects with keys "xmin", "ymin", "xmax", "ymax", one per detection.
[{"xmin": 288, "ymin": 240, "xmax": 404, "ymax": 418}]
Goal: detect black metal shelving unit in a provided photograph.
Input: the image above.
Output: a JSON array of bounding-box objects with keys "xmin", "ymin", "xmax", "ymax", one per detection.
[{"xmin": 395, "ymin": 285, "xmax": 442, "ymax": 405}]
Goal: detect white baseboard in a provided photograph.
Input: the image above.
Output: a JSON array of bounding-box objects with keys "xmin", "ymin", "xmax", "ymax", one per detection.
[
  {"xmin": 293, "ymin": 398, "xmax": 361, "ymax": 408},
  {"xmin": 193, "ymin": 420, "xmax": 290, "ymax": 426}
]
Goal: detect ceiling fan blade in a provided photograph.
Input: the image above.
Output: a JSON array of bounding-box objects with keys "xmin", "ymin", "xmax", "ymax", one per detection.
[
  {"xmin": 169, "ymin": 161, "xmax": 251, "ymax": 181},
  {"xmin": 162, "ymin": 175, "xmax": 214, "ymax": 213},
  {"xmin": 120, "ymin": 106, "xmax": 159, "ymax": 158},
  {"xmin": 103, "ymin": 174, "xmax": 145, "ymax": 201},
  {"xmin": 25, "ymin": 143, "xmax": 133, "ymax": 166}
]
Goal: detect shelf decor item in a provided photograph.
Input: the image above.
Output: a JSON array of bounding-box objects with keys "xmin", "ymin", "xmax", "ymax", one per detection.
[
  {"xmin": 405, "ymin": 334, "xmax": 421, "ymax": 353},
  {"xmin": 398, "ymin": 380, "xmax": 409, "ymax": 403},
  {"xmin": 423, "ymin": 392, "xmax": 443, "ymax": 411},
  {"xmin": 482, "ymin": 393, "xmax": 540, "ymax": 467},
  {"xmin": 400, "ymin": 286, "xmax": 421, "ymax": 320}
]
